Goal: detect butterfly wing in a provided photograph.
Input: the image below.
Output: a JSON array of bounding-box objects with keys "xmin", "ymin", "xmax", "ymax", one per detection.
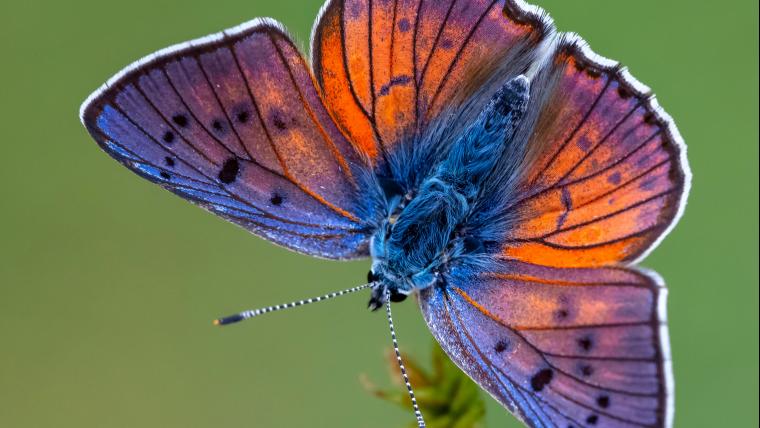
[
  {"xmin": 420, "ymin": 260, "xmax": 672, "ymax": 428},
  {"xmin": 311, "ymin": 0, "xmax": 553, "ymax": 164},
  {"xmin": 81, "ymin": 20, "xmax": 381, "ymax": 259},
  {"xmin": 418, "ymin": 10, "xmax": 689, "ymax": 428},
  {"xmin": 500, "ymin": 34, "xmax": 690, "ymax": 268}
]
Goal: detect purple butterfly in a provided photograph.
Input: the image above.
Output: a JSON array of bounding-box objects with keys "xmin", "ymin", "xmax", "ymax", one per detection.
[{"xmin": 80, "ymin": 1, "xmax": 690, "ymax": 427}]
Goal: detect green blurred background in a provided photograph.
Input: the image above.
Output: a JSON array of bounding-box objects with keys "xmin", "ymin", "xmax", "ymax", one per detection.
[{"xmin": 1, "ymin": 1, "xmax": 757, "ymax": 427}]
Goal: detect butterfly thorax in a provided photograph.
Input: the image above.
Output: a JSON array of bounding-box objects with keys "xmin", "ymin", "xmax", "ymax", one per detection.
[{"xmin": 368, "ymin": 76, "xmax": 530, "ymax": 310}]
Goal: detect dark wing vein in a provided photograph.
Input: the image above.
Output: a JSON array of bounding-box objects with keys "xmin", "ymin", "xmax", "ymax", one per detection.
[
  {"xmin": 227, "ymin": 38, "xmax": 361, "ymax": 223},
  {"xmin": 536, "ymin": 226, "xmax": 662, "ymax": 250},
  {"xmin": 555, "ymin": 98, "xmax": 649, "ymax": 186},
  {"xmin": 445, "ymin": 292, "xmax": 588, "ymax": 428},
  {"xmin": 268, "ymin": 33, "xmax": 356, "ymax": 185},
  {"xmin": 194, "ymin": 54, "xmax": 257, "ymax": 162},
  {"xmin": 160, "ymin": 68, "xmax": 241, "ymax": 159},
  {"xmin": 423, "ymin": 0, "xmax": 499, "ymax": 122},
  {"xmin": 451, "ymin": 287, "xmax": 661, "ymax": 399},
  {"xmin": 507, "ymin": 131, "xmax": 666, "ymax": 213},
  {"xmin": 104, "ymin": 95, "xmax": 355, "ymax": 230},
  {"xmin": 529, "ymin": 77, "xmax": 615, "ymax": 188},
  {"xmin": 338, "ymin": 0, "xmax": 375, "ymax": 121}
]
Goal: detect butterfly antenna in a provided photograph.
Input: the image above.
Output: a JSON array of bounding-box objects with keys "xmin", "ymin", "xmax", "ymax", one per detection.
[
  {"xmin": 214, "ymin": 283, "xmax": 373, "ymax": 326},
  {"xmin": 385, "ymin": 289, "xmax": 427, "ymax": 428}
]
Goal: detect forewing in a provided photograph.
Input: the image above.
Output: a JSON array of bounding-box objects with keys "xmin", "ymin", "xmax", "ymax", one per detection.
[
  {"xmin": 420, "ymin": 261, "xmax": 673, "ymax": 428},
  {"xmin": 311, "ymin": 0, "xmax": 553, "ymax": 164},
  {"xmin": 81, "ymin": 20, "xmax": 379, "ymax": 259},
  {"xmin": 501, "ymin": 35, "xmax": 690, "ymax": 267}
]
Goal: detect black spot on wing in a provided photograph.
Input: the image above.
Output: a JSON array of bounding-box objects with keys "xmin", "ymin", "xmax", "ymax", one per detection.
[
  {"xmin": 530, "ymin": 368, "xmax": 554, "ymax": 392},
  {"xmin": 172, "ymin": 114, "xmax": 188, "ymax": 127},
  {"xmin": 271, "ymin": 111, "xmax": 290, "ymax": 131},
  {"xmin": 557, "ymin": 187, "xmax": 573, "ymax": 230},
  {"xmin": 579, "ymin": 364, "xmax": 594, "ymax": 377},
  {"xmin": 162, "ymin": 131, "xmax": 175, "ymax": 144},
  {"xmin": 398, "ymin": 18, "xmax": 411, "ymax": 32},
  {"xmin": 378, "ymin": 75, "xmax": 412, "ymax": 97},
  {"xmin": 597, "ymin": 395, "xmax": 610, "ymax": 409},
  {"xmin": 578, "ymin": 335, "xmax": 594, "ymax": 352},
  {"xmin": 236, "ymin": 110, "xmax": 250, "ymax": 124},
  {"xmin": 218, "ymin": 158, "xmax": 240, "ymax": 184},
  {"xmin": 494, "ymin": 340, "xmax": 509, "ymax": 354},
  {"xmin": 211, "ymin": 119, "xmax": 227, "ymax": 134},
  {"xmin": 270, "ymin": 193, "xmax": 283, "ymax": 206},
  {"xmin": 617, "ymin": 86, "xmax": 633, "ymax": 99}
]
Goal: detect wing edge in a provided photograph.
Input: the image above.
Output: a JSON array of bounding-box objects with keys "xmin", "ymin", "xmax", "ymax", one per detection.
[
  {"xmin": 419, "ymin": 264, "xmax": 675, "ymax": 428},
  {"xmin": 79, "ymin": 17, "xmax": 293, "ymax": 125},
  {"xmin": 543, "ymin": 31, "xmax": 692, "ymax": 266},
  {"xmin": 634, "ymin": 266, "xmax": 675, "ymax": 428},
  {"xmin": 308, "ymin": 0, "xmax": 557, "ymax": 69}
]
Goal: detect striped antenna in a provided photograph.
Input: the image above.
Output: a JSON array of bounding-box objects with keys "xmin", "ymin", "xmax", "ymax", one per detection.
[
  {"xmin": 385, "ymin": 289, "xmax": 427, "ymax": 428},
  {"xmin": 214, "ymin": 283, "xmax": 373, "ymax": 326}
]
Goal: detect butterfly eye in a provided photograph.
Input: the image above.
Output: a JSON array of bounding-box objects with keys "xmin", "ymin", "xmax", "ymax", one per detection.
[
  {"xmin": 389, "ymin": 290, "xmax": 408, "ymax": 303},
  {"xmin": 367, "ymin": 270, "xmax": 381, "ymax": 283}
]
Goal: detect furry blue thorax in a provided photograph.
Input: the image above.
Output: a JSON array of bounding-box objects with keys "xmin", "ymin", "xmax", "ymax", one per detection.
[{"xmin": 368, "ymin": 76, "xmax": 530, "ymax": 306}]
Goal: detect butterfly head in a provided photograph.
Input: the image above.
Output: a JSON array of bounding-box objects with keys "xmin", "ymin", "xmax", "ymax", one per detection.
[
  {"xmin": 367, "ymin": 220, "xmax": 445, "ymax": 312},
  {"xmin": 366, "ymin": 268, "xmax": 415, "ymax": 311}
]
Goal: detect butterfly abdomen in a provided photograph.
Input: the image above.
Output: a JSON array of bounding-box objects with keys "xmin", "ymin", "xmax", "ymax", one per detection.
[{"xmin": 437, "ymin": 75, "xmax": 530, "ymax": 201}]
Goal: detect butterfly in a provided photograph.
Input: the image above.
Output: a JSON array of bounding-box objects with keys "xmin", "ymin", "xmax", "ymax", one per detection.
[{"xmin": 80, "ymin": 0, "xmax": 691, "ymax": 427}]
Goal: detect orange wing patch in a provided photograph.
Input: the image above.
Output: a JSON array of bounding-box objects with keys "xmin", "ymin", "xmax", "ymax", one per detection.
[
  {"xmin": 374, "ymin": 0, "xmax": 420, "ymax": 148},
  {"xmin": 313, "ymin": 4, "xmax": 379, "ymax": 160},
  {"xmin": 504, "ymin": 38, "xmax": 687, "ymax": 268},
  {"xmin": 417, "ymin": 0, "xmax": 544, "ymax": 122},
  {"xmin": 312, "ymin": 0, "xmax": 551, "ymax": 165}
]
